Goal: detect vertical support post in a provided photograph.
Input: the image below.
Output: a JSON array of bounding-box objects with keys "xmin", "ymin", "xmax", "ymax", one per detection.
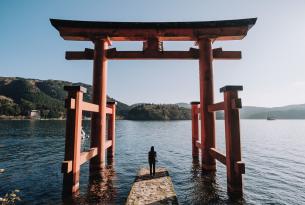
[
  {"xmin": 90, "ymin": 39, "xmax": 109, "ymax": 172},
  {"xmin": 198, "ymin": 38, "xmax": 216, "ymax": 171},
  {"xmin": 107, "ymin": 102, "xmax": 116, "ymax": 159},
  {"xmin": 63, "ymin": 86, "xmax": 86, "ymax": 194},
  {"xmin": 191, "ymin": 101, "xmax": 200, "ymax": 158},
  {"xmin": 221, "ymin": 85, "xmax": 244, "ymax": 197}
]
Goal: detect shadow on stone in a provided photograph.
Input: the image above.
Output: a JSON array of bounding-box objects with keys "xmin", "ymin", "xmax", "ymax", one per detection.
[
  {"xmin": 147, "ymin": 196, "xmax": 179, "ymax": 205},
  {"xmin": 135, "ymin": 170, "xmax": 169, "ymax": 182}
]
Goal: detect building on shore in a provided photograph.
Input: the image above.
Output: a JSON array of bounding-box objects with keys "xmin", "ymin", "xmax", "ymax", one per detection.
[{"xmin": 29, "ymin": 110, "xmax": 41, "ymax": 119}]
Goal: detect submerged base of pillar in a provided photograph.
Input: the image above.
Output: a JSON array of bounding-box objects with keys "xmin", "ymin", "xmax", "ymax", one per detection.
[
  {"xmin": 107, "ymin": 149, "xmax": 114, "ymax": 160},
  {"xmin": 62, "ymin": 173, "xmax": 80, "ymax": 195},
  {"xmin": 192, "ymin": 154, "xmax": 199, "ymax": 159},
  {"xmin": 72, "ymin": 182, "xmax": 79, "ymax": 193},
  {"xmin": 62, "ymin": 183, "xmax": 80, "ymax": 196},
  {"xmin": 227, "ymin": 184, "xmax": 243, "ymax": 198},
  {"xmin": 89, "ymin": 161, "xmax": 105, "ymax": 175},
  {"xmin": 201, "ymin": 163, "xmax": 216, "ymax": 171},
  {"xmin": 106, "ymin": 156, "xmax": 114, "ymax": 165}
]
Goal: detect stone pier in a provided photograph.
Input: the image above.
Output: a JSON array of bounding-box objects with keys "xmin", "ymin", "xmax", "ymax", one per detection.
[{"xmin": 126, "ymin": 167, "xmax": 178, "ymax": 205}]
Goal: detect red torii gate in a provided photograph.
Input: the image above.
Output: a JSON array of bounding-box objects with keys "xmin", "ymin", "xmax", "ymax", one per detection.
[{"xmin": 51, "ymin": 18, "xmax": 256, "ymax": 197}]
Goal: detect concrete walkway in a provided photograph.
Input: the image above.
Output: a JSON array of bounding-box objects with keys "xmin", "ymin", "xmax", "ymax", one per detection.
[{"xmin": 126, "ymin": 167, "xmax": 178, "ymax": 205}]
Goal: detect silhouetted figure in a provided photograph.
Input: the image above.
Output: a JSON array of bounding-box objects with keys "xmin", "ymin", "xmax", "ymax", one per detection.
[{"xmin": 148, "ymin": 146, "xmax": 157, "ymax": 176}]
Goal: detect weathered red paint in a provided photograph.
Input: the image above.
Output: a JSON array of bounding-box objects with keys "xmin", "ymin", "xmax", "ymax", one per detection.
[
  {"xmin": 62, "ymin": 86, "xmax": 117, "ymax": 194},
  {"xmin": 198, "ymin": 38, "xmax": 216, "ymax": 171},
  {"xmin": 107, "ymin": 102, "xmax": 116, "ymax": 159},
  {"xmin": 196, "ymin": 85, "xmax": 244, "ymax": 196},
  {"xmin": 50, "ymin": 18, "xmax": 257, "ymax": 41},
  {"xmin": 191, "ymin": 102, "xmax": 200, "ymax": 158},
  {"xmin": 65, "ymin": 48, "xmax": 241, "ymax": 60},
  {"xmin": 222, "ymin": 86, "xmax": 244, "ymax": 197},
  {"xmin": 63, "ymin": 86, "xmax": 85, "ymax": 194},
  {"xmin": 90, "ymin": 39, "xmax": 109, "ymax": 171}
]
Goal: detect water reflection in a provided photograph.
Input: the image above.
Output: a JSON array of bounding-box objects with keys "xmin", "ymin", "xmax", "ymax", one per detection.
[
  {"xmin": 1, "ymin": 120, "xmax": 305, "ymax": 204},
  {"xmin": 62, "ymin": 165, "xmax": 117, "ymax": 205},
  {"xmin": 190, "ymin": 159, "xmax": 246, "ymax": 204},
  {"xmin": 190, "ymin": 160, "xmax": 220, "ymax": 204},
  {"xmin": 87, "ymin": 165, "xmax": 117, "ymax": 204}
]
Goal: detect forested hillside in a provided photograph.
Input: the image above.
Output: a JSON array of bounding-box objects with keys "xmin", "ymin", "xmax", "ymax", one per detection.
[
  {"xmin": 1, "ymin": 77, "xmax": 305, "ymax": 120},
  {"xmin": 127, "ymin": 104, "xmax": 191, "ymax": 120},
  {"xmin": 0, "ymin": 77, "xmax": 130, "ymax": 119}
]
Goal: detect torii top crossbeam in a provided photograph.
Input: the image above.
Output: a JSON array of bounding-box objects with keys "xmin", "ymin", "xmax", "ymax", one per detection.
[
  {"xmin": 50, "ymin": 18, "xmax": 256, "ymax": 60},
  {"xmin": 50, "ymin": 18, "xmax": 256, "ymax": 41}
]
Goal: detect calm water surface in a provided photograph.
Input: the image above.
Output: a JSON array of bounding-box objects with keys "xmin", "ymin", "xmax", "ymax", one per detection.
[{"xmin": 0, "ymin": 120, "xmax": 305, "ymax": 204}]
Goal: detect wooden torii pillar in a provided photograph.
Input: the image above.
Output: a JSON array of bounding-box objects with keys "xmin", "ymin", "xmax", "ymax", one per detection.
[
  {"xmin": 90, "ymin": 39, "xmax": 110, "ymax": 172},
  {"xmin": 191, "ymin": 101, "xmax": 200, "ymax": 159},
  {"xmin": 192, "ymin": 37, "xmax": 246, "ymax": 197},
  {"xmin": 50, "ymin": 18, "xmax": 256, "ymax": 197},
  {"xmin": 198, "ymin": 38, "xmax": 216, "ymax": 171}
]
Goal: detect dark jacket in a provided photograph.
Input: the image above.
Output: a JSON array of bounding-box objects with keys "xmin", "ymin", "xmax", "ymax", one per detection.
[{"xmin": 148, "ymin": 151, "xmax": 156, "ymax": 163}]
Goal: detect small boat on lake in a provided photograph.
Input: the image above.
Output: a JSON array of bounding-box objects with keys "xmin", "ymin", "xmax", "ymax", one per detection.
[{"xmin": 267, "ymin": 112, "xmax": 276, "ymax": 120}]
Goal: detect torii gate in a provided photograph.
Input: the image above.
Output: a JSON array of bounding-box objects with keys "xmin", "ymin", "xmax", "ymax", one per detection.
[{"xmin": 51, "ymin": 18, "xmax": 256, "ymax": 197}]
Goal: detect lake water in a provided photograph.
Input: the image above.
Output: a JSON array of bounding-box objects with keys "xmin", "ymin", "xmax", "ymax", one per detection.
[{"xmin": 0, "ymin": 120, "xmax": 305, "ymax": 204}]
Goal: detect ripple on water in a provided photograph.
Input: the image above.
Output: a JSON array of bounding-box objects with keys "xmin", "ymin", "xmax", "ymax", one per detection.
[{"xmin": 0, "ymin": 120, "xmax": 305, "ymax": 204}]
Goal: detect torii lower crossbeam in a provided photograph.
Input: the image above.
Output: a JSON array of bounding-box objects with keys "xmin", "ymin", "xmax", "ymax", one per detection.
[{"xmin": 65, "ymin": 48, "xmax": 241, "ymax": 60}]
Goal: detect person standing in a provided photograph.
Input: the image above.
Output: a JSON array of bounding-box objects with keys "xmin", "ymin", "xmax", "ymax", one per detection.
[{"xmin": 148, "ymin": 146, "xmax": 157, "ymax": 176}]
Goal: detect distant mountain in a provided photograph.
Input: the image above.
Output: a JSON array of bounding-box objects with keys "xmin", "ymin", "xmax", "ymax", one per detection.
[
  {"xmin": 241, "ymin": 105, "xmax": 305, "ymax": 119},
  {"xmin": 0, "ymin": 77, "xmax": 130, "ymax": 119},
  {"xmin": 129, "ymin": 103, "xmax": 146, "ymax": 108},
  {"xmin": 216, "ymin": 105, "xmax": 305, "ymax": 119},
  {"xmin": 176, "ymin": 101, "xmax": 305, "ymax": 120},
  {"xmin": 176, "ymin": 103, "xmax": 191, "ymax": 109},
  {"xmin": 1, "ymin": 77, "xmax": 305, "ymax": 120},
  {"xmin": 0, "ymin": 77, "xmax": 191, "ymax": 120},
  {"xmin": 127, "ymin": 104, "xmax": 191, "ymax": 120}
]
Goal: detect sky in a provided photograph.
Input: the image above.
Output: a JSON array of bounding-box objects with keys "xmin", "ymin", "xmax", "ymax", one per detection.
[{"xmin": 1, "ymin": 0, "xmax": 305, "ymax": 107}]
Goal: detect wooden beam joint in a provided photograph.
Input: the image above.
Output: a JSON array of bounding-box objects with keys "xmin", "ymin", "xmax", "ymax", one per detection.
[
  {"xmin": 213, "ymin": 48, "xmax": 242, "ymax": 60},
  {"xmin": 106, "ymin": 48, "xmax": 199, "ymax": 60},
  {"xmin": 80, "ymin": 148, "xmax": 98, "ymax": 165},
  {"xmin": 65, "ymin": 48, "xmax": 94, "ymax": 60},
  {"xmin": 61, "ymin": 148, "xmax": 99, "ymax": 174},
  {"xmin": 209, "ymin": 148, "xmax": 226, "ymax": 165},
  {"xmin": 105, "ymin": 140, "xmax": 112, "ymax": 149},
  {"xmin": 208, "ymin": 102, "xmax": 224, "ymax": 112},
  {"xmin": 62, "ymin": 160, "xmax": 72, "ymax": 173},
  {"xmin": 65, "ymin": 98, "xmax": 75, "ymax": 109},
  {"xmin": 66, "ymin": 98, "xmax": 99, "ymax": 112},
  {"xmin": 106, "ymin": 107, "xmax": 113, "ymax": 114},
  {"xmin": 82, "ymin": 101, "xmax": 99, "ymax": 112},
  {"xmin": 235, "ymin": 161, "xmax": 245, "ymax": 174},
  {"xmin": 231, "ymin": 98, "xmax": 242, "ymax": 109},
  {"xmin": 143, "ymin": 38, "xmax": 163, "ymax": 51}
]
